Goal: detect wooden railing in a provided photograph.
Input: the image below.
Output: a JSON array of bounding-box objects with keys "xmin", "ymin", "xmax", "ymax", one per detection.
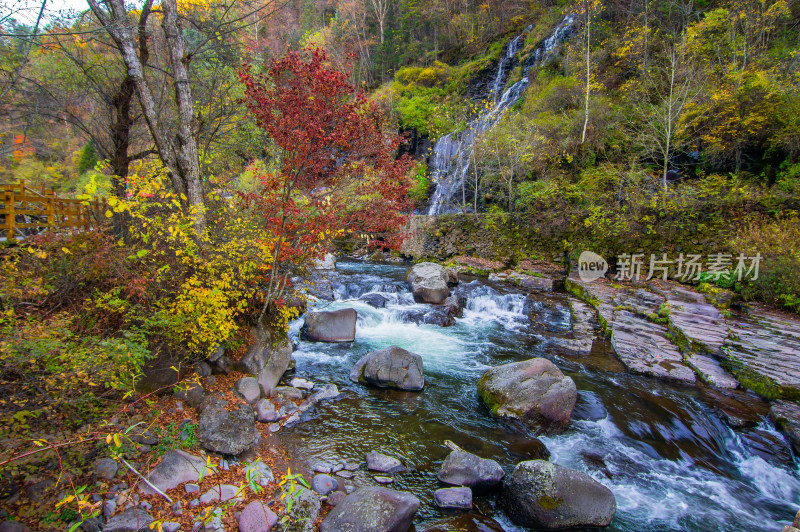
[{"xmin": 1, "ymin": 181, "xmax": 106, "ymax": 242}]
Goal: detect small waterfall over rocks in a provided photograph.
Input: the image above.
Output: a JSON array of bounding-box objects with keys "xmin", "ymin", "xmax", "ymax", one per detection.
[{"xmin": 426, "ymin": 15, "xmax": 575, "ymax": 215}]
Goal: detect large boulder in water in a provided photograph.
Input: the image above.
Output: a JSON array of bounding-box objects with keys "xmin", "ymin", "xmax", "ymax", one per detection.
[
  {"xmin": 437, "ymin": 449, "xmax": 504, "ymax": 489},
  {"xmin": 407, "ymin": 262, "xmax": 450, "ymax": 304},
  {"xmin": 500, "ymin": 460, "xmax": 616, "ymax": 529},
  {"xmin": 197, "ymin": 398, "xmax": 257, "ymax": 455},
  {"xmin": 350, "ymin": 346, "xmax": 424, "ymax": 391},
  {"xmin": 320, "ymin": 487, "xmax": 420, "ymax": 532},
  {"xmin": 477, "ymin": 358, "xmax": 576, "ymax": 435},
  {"xmin": 302, "ymin": 308, "xmax": 357, "ymax": 342}
]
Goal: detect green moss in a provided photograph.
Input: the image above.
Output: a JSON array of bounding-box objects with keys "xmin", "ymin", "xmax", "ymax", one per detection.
[{"xmin": 538, "ymin": 495, "xmax": 564, "ymax": 510}]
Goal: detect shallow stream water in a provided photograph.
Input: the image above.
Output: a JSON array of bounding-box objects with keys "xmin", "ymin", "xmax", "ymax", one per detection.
[{"xmin": 274, "ymin": 261, "xmax": 800, "ymax": 531}]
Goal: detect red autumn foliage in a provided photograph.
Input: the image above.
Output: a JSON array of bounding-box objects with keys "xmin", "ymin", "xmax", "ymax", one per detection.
[{"xmin": 238, "ymin": 47, "xmax": 413, "ymax": 309}]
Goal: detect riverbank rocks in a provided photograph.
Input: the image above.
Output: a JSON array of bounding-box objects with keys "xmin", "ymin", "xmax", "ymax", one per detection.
[
  {"xmin": 104, "ymin": 508, "xmax": 153, "ymax": 532},
  {"xmin": 434, "ymin": 487, "xmax": 472, "ymax": 510},
  {"xmin": 239, "ymin": 501, "xmax": 278, "ymax": 532},
  {"xmin": 278, "ymin": 488, "xmax": 320, "ymax": 532},
  {"xmin": 478, "ymin": 358, "xmax": 577, "ymax": 435},
  {"xmin": 235, "ymin": 377, "xmax": 261, "ymax": 404},
  {"xmin": 198, "ymin": 399, "xmax": 257, "ymax": 455},
  {"xmin": 320, "ymin": 487, "xmax": 420, "ymax": 532},
  {"xmin": 366, "ymin": 451, "xmax": 405, "ymax": 473},
  {"xmin": 139, "ymin": 450, "xmax": 211, "ymax": 496},
  {"xmin": 302, "ymin": 308, "xmax": 357, "ymax": 342},
  {"xmin": 255, "ymin": 398, "xmax": 280, "ymax": 422},
  {"xmin": 407, "ymin": 262, "xmax": 450, "ymax": 304},
  {"xmin": 437, "ymin": 449, "xmax": 504, "ymax": 489},
  {"xmin": 350, "ymin": 346, "xmax": 425, "ymax": 391},
  {"xmin": 769, "ymin": 400, "xmax": 800, "ymax": 454},
  {"xmin": 500, "ymin": 460, "xmax": 616, "ymax": 529},
  {"xmin": 312, "ymin": 474, "xmax": 339, "ymax": 496}
]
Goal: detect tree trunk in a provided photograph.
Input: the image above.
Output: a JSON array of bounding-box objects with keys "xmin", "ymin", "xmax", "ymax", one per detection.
[
  {"xmin": 581, "ymin": 5, "xmax": 591, "ymax": 145},
  {"xmin": 162, "ymin": 0, "xmax": 207, "ymax": 237}
]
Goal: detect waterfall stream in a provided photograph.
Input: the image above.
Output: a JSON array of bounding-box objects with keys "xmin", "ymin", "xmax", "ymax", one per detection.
[
  {"xmin": 275, "ymin": 260, "xmax": 800, "ymax": 531},
  {"xmin": 426, "ymin": 16, "xmax": 575, "ymax": 215}
]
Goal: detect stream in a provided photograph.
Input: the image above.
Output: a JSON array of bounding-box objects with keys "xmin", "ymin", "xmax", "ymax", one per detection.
[{"xmin": 275, "ymin": 260, "xmax": 800, "ymax": 531}]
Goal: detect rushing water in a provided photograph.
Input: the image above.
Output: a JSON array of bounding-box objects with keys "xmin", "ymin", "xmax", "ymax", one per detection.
[
  {"xmin": 275, "ymin": 261, "xmax": 800, "ymax": 531},
  {"xmin": 426, "ymin": 16, "xmax": 575, "ymax": 215}
]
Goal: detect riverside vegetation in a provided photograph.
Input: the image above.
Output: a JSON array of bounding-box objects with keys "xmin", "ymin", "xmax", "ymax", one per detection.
[{"xmin": 0, "ymin": 0, "xmax": 799, "ymax": 531}]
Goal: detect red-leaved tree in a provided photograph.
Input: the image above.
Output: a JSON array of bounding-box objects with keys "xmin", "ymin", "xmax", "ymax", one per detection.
[{"xmin": 239, "ymin": 47, "xmax": 413, "ymax": 324}]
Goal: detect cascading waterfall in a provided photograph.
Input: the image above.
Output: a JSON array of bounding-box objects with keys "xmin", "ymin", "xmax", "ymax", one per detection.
[{"xmin": 427, "ymin": 15, "xmax": 575, "ymax": 215}]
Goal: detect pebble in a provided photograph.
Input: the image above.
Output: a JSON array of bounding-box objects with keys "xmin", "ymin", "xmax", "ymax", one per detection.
[
  {"xmin": 313, "ymin": 462, "xmax": 333, "ymax": 474},
  {"xmin": 139, "ymin": 501, "xmax": 152, "ymax": 511},
  {"xmin": 269, "ymin": 423, "xmax": 281, "ymax": 433},
  {"xmin": 162, "ymin": 522, "xmax": 180, "ymax": 532},
  {"xmin": 189, "ymin": 498, "xmax": 199, "ymax": 508},
  {"xmin": 373, "ymin": 476, "xmax": 393, "ymax": 484},
  {"xmin": 94, "ymin": 458, "xmax": 119, "ymax": 481},
  {"xmin": 345, "ymin": 484, "xmax": 355, "ymax": 494},
  {"xmin": 336, "ymin": 470, "xmax": 354, "ymax": 479},
  {"xmin": 185, "ymin": 483, "xmax": 199, "ymax": 494},
  {"xmin": 220, "ymin": 459, "xmax": 229, "ymax": 471},
  {"xmin": 343, "ymin": 462, "xmax": 359, "ymax": 471},
  {"xmin": 172, "ymin": 501, "xmax": 183, "ymax": 516},
  {"xmin": 331, "ymin": 463, "xmax": 344, "ymax": 473}
]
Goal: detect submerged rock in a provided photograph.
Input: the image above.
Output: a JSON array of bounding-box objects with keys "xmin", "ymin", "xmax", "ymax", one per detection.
[
  {"xmin": 366, "ymin": 451, "xmax": 405, "ymax": 473},
  {"xmin": 407, "ymin": 262, "xmax": 450, "ymax": 304},
  {"xmin": 477, "ymin": 358, "xmax": 577, "ymax": 435},
  {"xmin": 302, "ymin": 308, "xmax": 357, "ymax": 342},
  {"xmin": 434, "ymin": 487, "xmax": 472, "ymax": 510},
  {"xmin": 361, "ymin": 293, "xmax": 388, "ymax": 308},
  {"xmin": 437, "ymin": 449, "xmax": 504, "ymax": 489},
  {"xmin": 417, "ymin": 513, "xmax": 505, "ymax": 532},
  {"xmin": 350, "ymin": 346, "xmax": 425, "ymax": 391},
  {"xmin": 500, "ymin": 460, "xmax": 616, "ymax": 529},
  {"xmin": 320, "ymin": 487, "xmax": 420, "ymax": 532}
]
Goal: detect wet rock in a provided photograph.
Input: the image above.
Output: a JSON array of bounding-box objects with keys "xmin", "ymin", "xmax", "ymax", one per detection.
[
  {"xmin": 500, "ymin": 460, "xmax": 616, "ymax": 529},
  {"xmin": 434, "ymin": 487, "xmax": 472, "ymax": 510},
  {"xmin": 320, "ymin": 487, "xmax": 420, "ymax": 532},
  {"xmin": 313, "ymin": 462, "xmax": 333, "ymax": 474},
  {"xmin": 770, "ymin": 400, "xmax": 800, "ymax": 454},
  {"xmin": 290, "ymin": 377, "xmax": 314, "ymax": 390},
  {"xmin": 477, "ymin": 358, "xmax": 577, "ymax": 435},
  {"xmin": 373, "ymin": 476, "xmax": 393, "ymax": 484},
  {"xmin": 336, "ymin": 470, "xmax": 355, "ymax": 479},
  {"xmin": 399, "ymin": 307, "xmax": 455, "ymax": 327},
  {"xmin": 198, "ymin": 398, "xmax": 257, "ymax": 455},
  {"xmin": 249, "ymin": 336, "xmax": 293, "ymax": 396},
  {"xmin": 361, "ymin": 294, "xmax": 388, "ymax": 308},
  {"xmin": 95, "ymin": 458, "xmax": 118, "ymax": 480},
  {"xmin": 366, "ymin": 451, "xmax": 405, "ymax": 473},
  {"xmin": 302, "ymin": 308, "xmax": 357, "ymax": 342},
  {"xmin": 104, "ymin": 508, "xmax": 154, "ymax": 532},
  {"xmin": 235, "ymin": 377, "xmax": 261, "ymax": 404},
  {"xmin": 273, "ymin": 386, "xmax": 304, "ymax": 400},
  {"xmin": 255, "ymin": 398, "xmax": 280, "ymax": 423},
  {"xmin": 507, "ymin": 439, "xmax": 551, "ymax": 462},
  {"xmin": 438, "ymin": 449, "xmax": 504, "ymax": 489},
  {"xmin": 417, "ymin": 513, "xmax": 505, "ymax": 532},
  {"xmin": 443, "ymin": 294, "xmax": 466, "ymax": 319},
  {"xmin": 239, "ymin": 501, "xmax": 278, "ymax": 532},
  {"xmin": 741, "ymin": 429, "xmax": 793, "ymax": 465},
  {"xmin": 138, "ymin": 450, "xmax": 212, "ymax": 496},
  {"xmin": 407, "ymin": 262, "xmax": 450, "ymax": 304},
  {"xmin": 312, "ymin": 474, "xmax": 338, "ymax": 496},
  {"xmin": 310, "ymin": 384, "xmax": 340, "ymax": 404},
  {"xmin": 199, "ymin": 484, "xmax": 240, "ymax": 505},
  {"xmin": 350, "ymin": 346, "xmax": 424, "ymax": 391}
]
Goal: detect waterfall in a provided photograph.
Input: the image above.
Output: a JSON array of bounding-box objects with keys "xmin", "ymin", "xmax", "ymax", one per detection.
[{"xmin": 426, "ymin": 15, "xmax": 575, "ymax": 215}]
